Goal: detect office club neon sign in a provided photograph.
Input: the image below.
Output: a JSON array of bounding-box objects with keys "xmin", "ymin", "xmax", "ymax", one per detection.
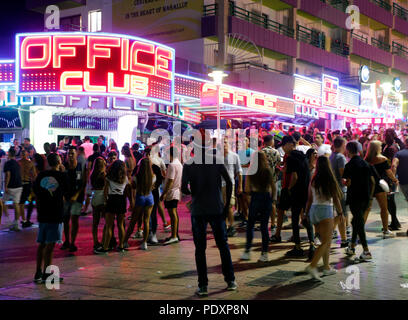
[{"xmin": 15, "ymin": 32, "xmax": 175, "ymax": 104}]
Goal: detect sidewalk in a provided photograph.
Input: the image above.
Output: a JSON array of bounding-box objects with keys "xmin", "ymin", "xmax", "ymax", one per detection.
[{"xmin": 0, "ymin": 193, "xmax": 407, "ymax": 300}]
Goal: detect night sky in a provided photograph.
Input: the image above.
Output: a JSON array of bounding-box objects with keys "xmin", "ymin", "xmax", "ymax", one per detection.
[{"xmin": 0, "ymin": 1, "xmax": 43, "ymax": 58}]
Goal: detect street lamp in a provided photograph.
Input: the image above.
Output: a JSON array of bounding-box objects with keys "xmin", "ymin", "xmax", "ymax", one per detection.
[{"xmin": 208, "ymin": 70, "xmax": 228, "ymax": 140}]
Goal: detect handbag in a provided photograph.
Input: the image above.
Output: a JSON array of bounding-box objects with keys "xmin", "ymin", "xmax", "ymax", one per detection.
[{"xmin": 372, "ymin": 165, "xmax": 390, "ymax": 193}]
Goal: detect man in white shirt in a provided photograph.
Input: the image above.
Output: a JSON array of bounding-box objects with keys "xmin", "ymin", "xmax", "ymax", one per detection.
[
  {"xmin": 222, "ymin": 138, "xmax": 243, "ymax": 237},
  {"xmin": 81, "ymin": 136, "xmax": 94, "ymax": 159},
  {"xmin": 161, "ymin": 147, "xmax": 183, "ymax": 245}
]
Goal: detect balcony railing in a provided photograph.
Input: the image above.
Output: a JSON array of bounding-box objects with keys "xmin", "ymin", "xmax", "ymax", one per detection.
[
  {"xmin": 392, "ymin": 41, "xmax": 408, "ymax": 59},
  {"xmin": 331, "ymin": 39, "xmax": 350, "ymax": 56},
  {"xmin": 224, "ymin": 61, "xmax": 289, "ymax": 75},
  {"xmin": 203, "ymin": 2, "xmax": 294, "ymax": 38},
  {"xmin": 351, "ymin": 32, "xmax": 369, "ymax": 43},
  {"xmin": 393, "ymin": 3, "xmax": 408, "ymax": 21},
  {"xmin": 371, "ymin": 37, "xmax": 390, "ymax": 51},
  {"xmin": 297, "ymin": 24, "xmax": 325, "ymax": 49},
  {"xmin": 370, "ymin": 0, "xmax": 391, "ymax": 11}
]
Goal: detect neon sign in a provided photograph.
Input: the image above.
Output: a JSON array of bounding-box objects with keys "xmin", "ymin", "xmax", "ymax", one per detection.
[
  {"xmin": 201, "ymin": 83, "xmax": 278, "ymax": 114},
  {"xmin": 0, "ymin": 89, "xmax": 34, "ymax": 106},
  {"xmin": 157, "ymin": 104, "xmax": 184, "ymax": 120},
  {"xmin": 337, "ymin": 105, "xmax": 359, "ymax": 115},
  {"xmin": 293, "ymin": 93, "xmax": 321, "ymax": 108},
  {"xmin": 0, "ymin": 60, "xmax": 15, "ymax": 85},
  {"xmin": 16, "ymin": 32, "xmax": 175, "ymax": 104},
  {"xmin": 295, "ymin": 105, "xmax": 319, "ymax": 119},
  {"xmin": 322, "ymin": 74, "xmax": 339, "ymax": 108}
]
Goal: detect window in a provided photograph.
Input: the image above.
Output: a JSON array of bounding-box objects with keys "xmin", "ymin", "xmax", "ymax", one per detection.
[{"xmin": 88, "ymin": 10, "xmax": 102, "ymax": 32}]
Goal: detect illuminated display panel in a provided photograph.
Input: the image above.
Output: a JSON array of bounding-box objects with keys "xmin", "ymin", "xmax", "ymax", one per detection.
[
  {"xmin": 322, "ymin": 74, "xmax": 339, "ymax": 109},
  {"xmin": 0, "ymin": 60, "xmax": 15, "ymax": 85},
  {"xmin": 16, "ymin": 32, "xmax": 175, "ymax": 105}
]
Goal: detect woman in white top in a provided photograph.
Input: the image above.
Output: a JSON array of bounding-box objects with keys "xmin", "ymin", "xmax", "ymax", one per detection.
[
  {"xmin": 304, "ymin": 156, "xmax": 344, "ymax": 281},
  {"xmin": 95, "ymin": 160, "xmax": 132, "ymax": 254}
]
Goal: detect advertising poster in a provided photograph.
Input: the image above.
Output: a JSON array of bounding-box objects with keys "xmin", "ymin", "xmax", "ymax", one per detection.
[{"xmin": 112, "ymin": 0, "xmax": 203, "ymax": 44}]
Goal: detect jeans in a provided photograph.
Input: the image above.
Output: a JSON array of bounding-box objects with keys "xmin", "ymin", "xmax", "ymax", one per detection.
[
  {"xmin": 246, "ymin": 192, "xmax": 272, "ymax": 253},
  {"xmin": 349, "ymin": 201, "xmax": 369, "ymax": 248},
  {"xmin": 292, "ymin": 205, "xmax": 314, "ymax": 245},
  {"xmin": 191, "ymin": 214, "xmax": 235, "ymax": 287},
  {"xmin": 149, "ymin": 188, "xmax": 160, "ymax": 235}
]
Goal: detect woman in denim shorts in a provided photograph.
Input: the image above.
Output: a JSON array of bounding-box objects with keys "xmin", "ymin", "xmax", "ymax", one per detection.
[
  {"xmin": 124, "ymin": 157, "xmax": 155, "ymax": 251},
  {"xmin": 304, "ymin": 156, "xmax": 344, "ymax": 281}
]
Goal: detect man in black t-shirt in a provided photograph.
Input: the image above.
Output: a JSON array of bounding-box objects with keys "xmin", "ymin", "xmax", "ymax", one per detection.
[
  {"xmin": 33, "ymin": 153, "xmax": 68, "ymax": 283},
  {"xmin": 3, "ymin": 147, "xmax": 23, "ymax": 231},
  {"xmin": 280, "ymin": 136, "xmax": 315, "ymax": 258},
  {"xmin": 61, "ymin": 147, "xmax": 86, "ymax": 253},
  {"xmin": 343, "ymin": 141, "xmax": 375, "ymax": 261}
]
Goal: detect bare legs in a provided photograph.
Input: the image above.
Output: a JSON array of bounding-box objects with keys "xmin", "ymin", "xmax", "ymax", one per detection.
[{"xmin": 309, "ymin": 219, "xmax": 334, "ymax": 270}]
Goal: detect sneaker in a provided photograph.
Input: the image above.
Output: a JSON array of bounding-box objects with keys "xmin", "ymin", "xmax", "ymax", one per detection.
[
  {"xmin": 305, "ymin": 265, "xmax": 323, "ymax": 281},
  {"xmin": 238, "ymin": 220, "xmax": 248, "ymax": 228},
  {"xmin": 93, "ymin": 243, "xmax": 102, "ymax": 251},
  {"xmin": 269, "ymin": 235, "xmax": 281, "ymax": 243},
  {"xmin": 148, "ymin": 233, "xmax": 159, "ymax": 245},
  {"xmin": 123, "ymin": 242, "xmax": 130, "ymax": 249},
  {"xmin": 383, "ymin": 230, "xmax": 394, "ymax": 238},
  {"xmin": 140, "ymin": 242, "xmax": 148, "ymax": 250},
  {"xmin": 94, "ymin": 247, "xmax": 108, "ymax": 255},
  {"xmin": 258, "ymin": 252, "xmax": 268, "ymax": 262},
  {"xmin": 270, "ymin": 225, "xmax": 277, "ymax": 234},
  {"xmin": 22, "ymin": 221, "xmax": 33, "ymax": 228},
  {"xmin": 359, "ymin": 251, "xmax": 372, "ymax": 261},
  {"xmin": 346, "ymin": 226, "xmax": 352, "ymax": 237},
  {"xmin": 117, "ymin": 247, "xmax": 127, "ymax": 252},
  {"xmin": 60, "ymin": 241, "xmax": 70, "ymax": 250},
  {"xmin": 332, "ymin": 230, "xmax": 338, "ymax": 239},
  {"xmin": 68, "ymin": 244, "xmax": 78, "ymax": 252},
  {"xmin": 163, "ymin": 223, "xmax": 171, "ymax": 231},
  {"xmin": 323, "ymin": 268, "xmax": 337, "ymax": 276},
  {"xmin": 240, "ymin": 250, "xmax": 251, "ymax": 260},
  {"xmin": 34, "ymin": 270, "xmax": 43, "ymax": 284},
  {"xmin": 388, "ymin": 224, "xmax": 401, "ymax": 231},
  {"xmin": 226, "ymin": 281, "xmax": 238, "ymax": 291},
  {"xmin": 314, "ymin": 236, "xmax": 321, "ymax": 246},
  {"xmin": 163, "ymin": 237, "xmax": 179, "ymax": 245},
  {"xmin": 196, "ymin": 286, "xmax": 208, "ymax": 297},
  {"xmin": 9, "ymin": 222, "xmax": 21, "ymax": 232},
  {"xmin": 307, "ymin": 245, "xmax": 315, "ymax": 260},
  {"xmin": 227, "ymin": 226, "xmax": 237, "ymax": 237},
  {"xmin": 345, "ymin": 246, "xmax": 356, "ymax": 256},
  {"xmin": 340, "ymin": 240, "xmax": 349, "ymax": 248},
  {"xmin": 286, "ymin": 247, "xmax": 304, "ymax": 257},
  {"xmin": 133, "ymin": 230, "xmax": 143, "ymax": 239}
]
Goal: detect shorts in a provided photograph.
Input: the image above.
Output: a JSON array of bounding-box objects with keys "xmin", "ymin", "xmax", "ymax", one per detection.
[
  {"xmin": 277, "ymin": 188, "xmax": 291, "ymax": 211},
  {"xmin": 63, "ymin": 201, "xmax": 82, "ymax": 217},
  {"xmin": 164, "ymin": 199, "xmax": 179, "ymax": 209},
  {"xmin": 91, "ymin": 190, "xmax": 105, "ymax": 207},
  {"xmin": 19, "ymin": 183, "xmax": 32, "ymax": 204},
  {"xmin": 222, "ymin": 185, "xmax": 236, "ymax": 207},
  {"xmin": 3, "ymin": 187, "xmax": 23, "ymax": 203},
  {"xmin": 106, "ymin": 194, "xmax": 126, "ymax": 215},
  {"xmin": 309, "ymin": 204, "xmax": 334, "ymax": 225},
  {"xmin": 37, "ymin": 222, "xmax": 63, "ymax": 244},
  {"xmin": 135, "ymin": 192, "xmax": 154, "ymax": 207}
]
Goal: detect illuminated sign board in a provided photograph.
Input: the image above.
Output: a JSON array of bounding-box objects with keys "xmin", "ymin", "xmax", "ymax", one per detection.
[
  {"xmin": 0, "ymin": 60, "xmax": 15, "ymax": 85},
  {"xmin": 337, "ymin": 105, "xmax": 359, "ymax": 115},
  {"xmin": 322, "ymin": 74, "xmax": 339, "ymax": 108},
  {"xmin": 0, "ymin": 88, "xmax": 33, "ymax": 106},
  {"xmin": 16, "ymin": 32, "xmax": 175, "ymax": 105},
  {"xmin": 293, "ymin": 93, "xmax": 321, "ymax": 108},
  {"xmin": 295, "ymin": 104, "xmax": 319, "ymax": 119}
]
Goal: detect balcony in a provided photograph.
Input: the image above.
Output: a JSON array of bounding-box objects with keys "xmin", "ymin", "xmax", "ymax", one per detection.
[
  {"xmin": 351, "ymin": 32, "xmax": 392, "ymax": 67},
  {"xmin": 296, "ymin": 24, "xmax": 325, "ymax": 50},
  {"xmin": 392, "ymin": 41, "xmax": 408, "ymax": 59},
  {"xmin": 353, "ymin": 0, "xmax": 393, "ymax": 28},
  {"xmin": 202, "ymin": 3, "xmax": 297, "ymax": 58},
  {"xmin": 300, "ymin": 0, "xmax": 348, "ymax": 29},
  {"xmin": 331, "ymin": 39, "xmax": 350, "ymax": 57},
  {"xmin": 371, "ymin": 38, "xmax": 390, "ymax": 52},
  {"xmin": 393, "ymin": 3, "xmax": 408, "ymax": 36}
]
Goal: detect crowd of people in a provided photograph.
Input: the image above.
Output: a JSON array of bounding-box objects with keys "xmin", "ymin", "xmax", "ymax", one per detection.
[{"xmin": 0, "ymin": 123, "xmax": 408, "ymax": 296}]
